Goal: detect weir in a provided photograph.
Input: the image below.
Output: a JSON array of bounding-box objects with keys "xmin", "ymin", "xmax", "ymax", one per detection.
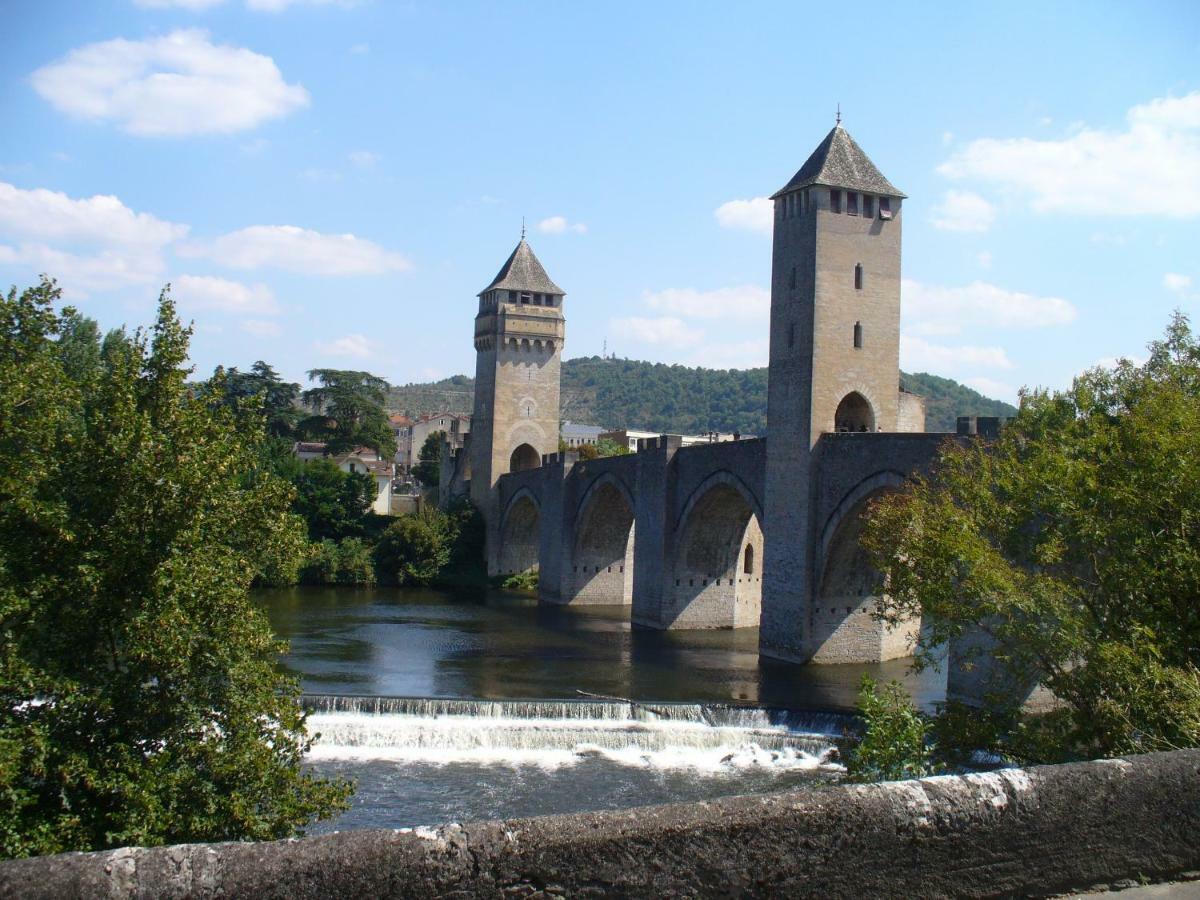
[{"xmin": 300, "ymin": 693, "xmax": 847, "ymax": 769}]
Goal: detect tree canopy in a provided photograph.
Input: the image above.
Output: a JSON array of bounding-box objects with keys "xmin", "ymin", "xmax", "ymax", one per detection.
[
  {"xmin": 863, "ymin": 313, "xmax": 1200, "ymax": 763},
  {"xmin": 300, "ymin": 368, "xmax": 396, "ymax": 458},
  {"xmin": 0, "ymin": 279, "xmax": 348, "ymax": 858},
  {"xmin": 385, "ymin": 358, "xmax": 1016, "ymax": 434},
  {"xmin": 412, "ymin": 430, "xmax": 444, "ymax": 486}
]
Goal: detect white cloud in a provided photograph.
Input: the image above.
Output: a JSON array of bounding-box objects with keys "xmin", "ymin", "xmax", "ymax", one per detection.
[
  {"xmin": 931, "ymin": 190, "xmax": 995, "ymax": 233},
  {"xmin": 938, "ymin": 92, "xmax": 1200, "ymax": 217},
  {"xmin": 180, "ymin": 224, "xmax": 411, "ymax": 275},
  {"xmin": 902, "ymin": 279, "xmax": 1076, "ymax": 334},
  {"xmin": 172, "ymin": 274, "xmax": 279, "ymax": 314},
  {"xmin": 643, "ymin": 285, "xmax": 769, "ymax": 320},
  {"xmin": 689, "ymin": 338, "xmax": 769, "ymax": 370},
  {"xmin": 1164, "ymin": 272, "xmax": 1193, "ymax": 293},
  {"xmin": 0, "ymin": 182, "xmax": 186, "ymax": 248},
  {"xmin": 537, "ymin": 215, "xmax": 587, "ymax": 235},
  {"xmin": 1094, "ymin": 354, "xmax": 1147, "ymax": 370},
  {"xmin": 0, "ymin": 243, "xmax": 165, "ymax": 296},
  {"xmin": 246, "ymin": 0, "xmax": 354, "ymax": 10},
  {"xmin": 0, "ymin": 182, "xmax": 186, "ymax": 295},
  {"xmin": 31, "ymin": 29, "xmax": 309, "ymax": 137},
  {"xmin": 901, "ymin": 334, "xmax": 1014, "ymax": 372},
  {"xmin": 316, "ymin": 333, "xmax": 373, "ymax": 358},
  {"xmin": 134, "ymin": 0, "xmax": 227, "ymax": 8},
  {"xmin": 135, "ymin": 0, "xmax": 356, "ymax": 10},
  {"xmin": 610, "ymin": 316, "xmax": 704, "ymax": 348},
  {"xmin": 241, "ymin": 319, "xmax": 282, "ymax": 337},
  {"xmin": 714, "ymin": 197, "xmax": 773, "ymax": 235},
  {"xmin": 348, "ymin": 150, "xmax": 380, "ymax": 168},
  {"xmin": 962, "ymin": 376, "xmax": 1017, "ymax": 403}
]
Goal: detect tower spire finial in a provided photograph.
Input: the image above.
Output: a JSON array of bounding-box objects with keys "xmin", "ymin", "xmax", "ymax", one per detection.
[
  {"xmin": 836, "ymin": 103, "xmax": 841, "ymax": 125},
  {"xmin": 521, "ymin": 216, "xmax": 526, "ymax": 240}
]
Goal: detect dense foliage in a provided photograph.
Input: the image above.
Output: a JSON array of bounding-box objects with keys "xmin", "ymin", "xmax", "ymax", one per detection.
[
  {"xmin": 277, "ymin": 457, "xmax": 377, "ymax": 543},
  {"xmin": 412, "ymin": 431, "xmax": 444, "ymax": 487},
  {"xmin": 374, "ymin": 501, "xmax": 485, "ymax": 588},
  {"xmin": 575, "ymin": 437, "xmax": 631, "ymax": 460},
  {"xmin": 387, "ymin": 359, "xmax": 1016, "ymax": 434},
  {"xmin": 0, "ymin": 280, "xmax": 348, "ymax": 858},
  {"xmin": 300, "ymin": 368, "xmax": 396, "ymax": 458},
  {"xmin": 863, "ymin": 314, "xmax": 1200, "ymax": 763},
  {"xmin": 845, "ymin": 677, "xmax": 936, "ymax": 783}
]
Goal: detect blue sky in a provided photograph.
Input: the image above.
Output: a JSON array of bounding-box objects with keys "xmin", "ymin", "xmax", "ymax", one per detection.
[{"xmin": 1, "ymin": 1, "xmax": 1197, "ymax": 404}]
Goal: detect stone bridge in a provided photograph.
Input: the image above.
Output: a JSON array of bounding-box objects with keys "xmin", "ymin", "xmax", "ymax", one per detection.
[{"xmin": 490, "ymin": 430, "xmax": 951, "ymax": 661}]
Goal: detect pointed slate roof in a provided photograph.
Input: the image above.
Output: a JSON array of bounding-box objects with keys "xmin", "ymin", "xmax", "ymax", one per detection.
[
  {"xmin": 772, "ymin": 124, "xmax": 905, "ymax": 199},
  {"xmin": 479, "ymin": 239, "xmax": 565, "ymax": 296}
]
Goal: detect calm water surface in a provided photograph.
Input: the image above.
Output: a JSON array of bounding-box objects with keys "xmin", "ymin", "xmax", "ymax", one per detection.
[
  {"xmin": 258, "ymin": 584, "xmax": 944, "ymax": 831},
  {"xmin": 259, "ymin": 584, "xmax": 944, "ymax": 711}
]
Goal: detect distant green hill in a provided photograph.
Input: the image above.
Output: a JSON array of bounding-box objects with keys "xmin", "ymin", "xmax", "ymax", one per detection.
[{"xmin": 387, "ymin": 358, "xmax": 1017, "ymax": 434}]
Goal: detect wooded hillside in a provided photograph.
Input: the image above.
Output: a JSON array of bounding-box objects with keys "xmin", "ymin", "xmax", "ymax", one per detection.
[{"xmin": 386, "ymin": 358, "xmax": 1017, "ymax": 434}]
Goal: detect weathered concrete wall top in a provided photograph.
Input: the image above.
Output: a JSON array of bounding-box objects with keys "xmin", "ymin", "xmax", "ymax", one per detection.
[{"xmin": 4, "ymin": 749, "xmax": 1198, "ymax": 899}]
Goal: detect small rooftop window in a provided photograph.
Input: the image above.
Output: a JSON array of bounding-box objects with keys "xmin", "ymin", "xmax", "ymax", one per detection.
[
  {"xmin": 847, "ymin": 193, "xmax": 859, "ymax": 216},
  {"xmin": 863, "ymin": 196, "xmax": 874, "ymax": 218},
  {"xmin": 879, "ymin": 197, "xmax": 893, "ymax": 220},
  {"xmin": 830, "ymin": 190, "xmax": 842, "ymax": 213}
]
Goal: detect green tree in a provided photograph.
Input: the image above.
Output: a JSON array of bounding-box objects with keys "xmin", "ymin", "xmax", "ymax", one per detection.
[
  {"xmin": 300, "ymin": 369, "xmax": 396, "ymax": 458},
  {"xmin": 845, "ymin": 677, "xmax": 935, "ymax": 783},
  {"xmin": 0, "ymin": 279, "xmax": 348, "ymax": 858},
  {"xmin": 284, "ymin": 457, "xmax": 377, "ymax": 541},
  {"xmin": 862, "ymin": 313, "xmax": 1200, "ymax": 763},
  {"xmin": 374, "ymin": 511, "xmax": 452, "ymax": 585},
  {"xmin": 208, "ymin": 360, "xmax": 302, "ymax": 439},
  {"xmin": 412, "ymin": 430, "xmax": 444, "ymax": 486}
]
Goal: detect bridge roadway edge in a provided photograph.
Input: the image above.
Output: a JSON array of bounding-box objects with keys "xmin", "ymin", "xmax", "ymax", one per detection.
[{"xmin": 4, "ymin": 749, "xmax": 1198, "ymax": 898}]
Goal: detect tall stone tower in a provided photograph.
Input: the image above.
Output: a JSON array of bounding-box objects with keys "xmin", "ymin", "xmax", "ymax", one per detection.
[
  {"xmin": 468, "ymin": 238, "xmax": 566, "ymax": 571},
  {"xmin": 760, "ymin": 123, "xmax": 907, "ymax": 661}
]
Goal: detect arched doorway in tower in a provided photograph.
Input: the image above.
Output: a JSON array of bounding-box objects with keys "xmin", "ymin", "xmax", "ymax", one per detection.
[
  {"xmin": 509, "ymin": 443, "xmax": 540, "ymax": 472},
  {"xmin": 834, "ymin": 391, "xmax": 875, "ymax": 433},
  {"xmin": 498, "ymin": 493, "xmax": 540, "ymax": 576},
  {"xmin": 811, "ymin": 488, "xmax": 917, "ymax": 662},
  {"xmin": 568, "ymin": 478, "xmax": 635, "ymax": 606},
  {"xmin": 667, "ymin": 476, "xmax": 763, "ymax": 629}
]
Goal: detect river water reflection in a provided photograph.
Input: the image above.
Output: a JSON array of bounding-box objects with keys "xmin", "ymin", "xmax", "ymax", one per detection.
[
  {"xmin": 259, "ymin": 584, "xmax": 944, "ymax": 711},
  {"xmin": 259, "ymin": 585, "xmax": 945, "ymax": 830}
]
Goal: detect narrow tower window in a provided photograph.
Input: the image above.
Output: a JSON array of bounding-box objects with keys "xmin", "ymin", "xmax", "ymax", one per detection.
[
  {"xmin": 879, "ymin": 197, "xmax": 893, "ymax": 220},
  {"xmin": 853, "ymin": 321, "xmax": 863, "ymax": 349},
  {"xmin": 743, "ymin": 544, "xmax": 754, "ymax": 574},
  {"xmin": 854, "ymin": 263, "xmax": 863, "ymax": 290},
  {"xmin": 830, "ymin": 190, "xmax": 842, "ymax": 213},
  {"xmin": 863, "ymin": 195, "xmax": 874, "ymax": 218},
  {"xmin": 847, "ymin": 192, "xmax": 859, "ymax": 215}
]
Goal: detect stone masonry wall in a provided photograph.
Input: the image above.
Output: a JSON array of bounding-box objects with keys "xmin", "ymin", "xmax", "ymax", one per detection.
[{"xmin": 5, "ymin": 750, "xmax": 1199, "ymax": 898}]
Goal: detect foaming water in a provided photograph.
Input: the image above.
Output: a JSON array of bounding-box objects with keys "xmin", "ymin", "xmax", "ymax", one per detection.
[{"xmin": 303, "ymin": 694, "xmax": 846, "ymax": 774}]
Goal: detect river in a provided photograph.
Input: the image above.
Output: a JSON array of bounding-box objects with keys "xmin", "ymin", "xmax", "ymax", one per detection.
[{"xmin": 259, "ymin": 585, "xmax": 943, "ymax": 832}]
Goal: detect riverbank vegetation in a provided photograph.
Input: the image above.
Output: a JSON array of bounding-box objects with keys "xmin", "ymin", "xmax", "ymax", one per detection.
[
  {"xmin": 862, "ymin": 313, "xmax": 1200, "ymax": 766},
  {"xmin": 0, "ymin": 280, "xmax": 350, "ymax": 858}
]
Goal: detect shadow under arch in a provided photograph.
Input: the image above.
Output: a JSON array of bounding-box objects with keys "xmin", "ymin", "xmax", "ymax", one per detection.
[
  {"xmin": 567, "ymin": 473, "xmax": 636, "ymax": 606},
  {"xmin": 665, "ymin": 470, "xmax": 763, "ymax": 629},
  {"xmin": 498, "ymin": 488, "xmax": 540, "ymax": 575},
  {"xmin": 509, "ymin": 443, "xmax": 541, "ymax": 473},
  {"xmin": 834, "ymin": 391, "xmax": 875, "ymax": 433},
  {"xmin": 810, "ymin": 470, "xmax": 917, "ymax": 663}
]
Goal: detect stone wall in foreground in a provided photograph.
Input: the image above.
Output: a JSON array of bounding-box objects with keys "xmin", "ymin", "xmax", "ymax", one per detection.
[{"xmin": 2, "ymin": 750, "xmax": 1198, "ymax": 899}]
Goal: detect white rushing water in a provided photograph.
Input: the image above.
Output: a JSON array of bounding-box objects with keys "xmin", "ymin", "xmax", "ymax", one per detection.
[{"xmin": 303, "ymin": 696, "xmax": 847, "ymax": 774}]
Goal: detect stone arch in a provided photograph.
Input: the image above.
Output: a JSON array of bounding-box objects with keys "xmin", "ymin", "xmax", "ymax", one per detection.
[
  {"xmin": 498, "ymin": 489, "xmax": 540, "ymax": 575},
  {"xmin": 810, "ymin": 470, "xmax": 917, "ymax": 663},
  {"xmin": 509, "ymin": 443, "xmax": 540, "ymax": 473},
  {"xmin": 834, "ymin": 391, "xmax": 875, "ymax": 433},
  {"xmin": 668, "ymin": 471, "xmax": 763, "ymax": 629},
  {"xmin": 568, "ymin": 473, "xmax": 636, "ymax": 606}
]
